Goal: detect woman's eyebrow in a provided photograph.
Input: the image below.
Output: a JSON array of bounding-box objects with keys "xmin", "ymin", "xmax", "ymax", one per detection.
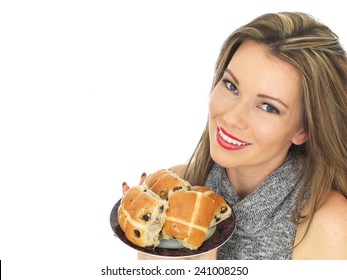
[
  {"xmin": 257, "ymin": 94, "xmax": 289, "ymax": 109},
  {"xmin": 224, "ymin": 69, "xmax": 239, "ymax": 84}
]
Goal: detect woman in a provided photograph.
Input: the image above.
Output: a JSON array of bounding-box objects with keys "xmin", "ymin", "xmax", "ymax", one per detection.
[{"xmin": 124, "ymin": 12, "xmax": 347, "ymax": 259}]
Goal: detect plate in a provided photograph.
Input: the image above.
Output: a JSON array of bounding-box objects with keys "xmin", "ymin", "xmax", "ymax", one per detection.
[{"xmin": 110, "ymin": 199, "xmax": 236, "ymax": 258}]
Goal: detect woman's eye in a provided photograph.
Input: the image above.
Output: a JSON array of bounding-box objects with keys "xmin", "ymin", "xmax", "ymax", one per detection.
[
  {"xmin": 222, "ymin": 79, "xmax": 238, "ymax": 94},
  {"xmin": 260, "ymin": 103, "xmax": 279, "ymax": 114}
]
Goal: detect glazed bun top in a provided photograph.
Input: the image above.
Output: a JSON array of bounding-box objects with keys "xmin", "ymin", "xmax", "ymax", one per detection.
[
  {"xmin": 117, "ymin": 185, "xmax": 168, "ymax": 248},
  {"xmin": 144, "ymin": 169, "xmax": 191, "ymax": 200},
  {"xmin": 191, "ymin": 186, "xmax": 232, "ymax": 227},
  {"xmin": 162, "ymin": 189, "xmax": 216, "ymax": 250}
]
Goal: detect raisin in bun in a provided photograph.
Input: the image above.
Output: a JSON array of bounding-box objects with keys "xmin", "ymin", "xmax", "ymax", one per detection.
[
  {"xmin": 118, "ymin": 185, "xmax": 168, "ymax": 248},
  {"xmin": 191, "ymin": 186, "xmax": 232, "ymax": 227},
  {"xmin": 144, "ymin": 169, "xmax": 191, "ymax": 200},
  {"xmin": 161, "ymin": 190, "xmax": 216, "ymax": 250}
]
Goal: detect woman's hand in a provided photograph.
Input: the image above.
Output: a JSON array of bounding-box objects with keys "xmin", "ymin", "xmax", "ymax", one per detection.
[{"xmin": 122, "ymin": 172, "xmax": 147, "ymax": 195}]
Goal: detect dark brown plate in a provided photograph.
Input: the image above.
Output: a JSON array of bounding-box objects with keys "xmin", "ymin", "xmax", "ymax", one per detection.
[{"xmin": 110, "ymin": 199, "xmax": 236, "ymax": 258}]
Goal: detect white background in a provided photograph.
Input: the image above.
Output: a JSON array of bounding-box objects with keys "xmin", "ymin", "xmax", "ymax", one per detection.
[{"xmin": 0, "ymin": 1, "xmax": 346, "ymax": 279}]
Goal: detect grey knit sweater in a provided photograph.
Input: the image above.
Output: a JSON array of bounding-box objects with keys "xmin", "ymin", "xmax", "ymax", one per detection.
[{"xmin": 205, "ymin": 157, "xmax": 303, "ymax": 260}]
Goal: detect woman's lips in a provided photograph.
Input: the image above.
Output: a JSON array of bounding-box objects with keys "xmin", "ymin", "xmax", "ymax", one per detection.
[{"xmin": 216, "ymin": 127, "xmax": 251, "ymax": 150}]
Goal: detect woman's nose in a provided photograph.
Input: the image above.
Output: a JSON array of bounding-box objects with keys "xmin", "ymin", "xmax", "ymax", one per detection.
[{"xmin": 222, "ymin": 100, "xmax": 248, "ymax": 130}]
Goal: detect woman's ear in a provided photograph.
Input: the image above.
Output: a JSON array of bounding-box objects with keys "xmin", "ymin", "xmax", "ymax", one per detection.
[{"xmin": 292, "ymin": 130, "xmax": 308, "ymax": 145}]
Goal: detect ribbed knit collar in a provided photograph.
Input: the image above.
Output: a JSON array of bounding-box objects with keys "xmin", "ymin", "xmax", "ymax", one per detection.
[{"xmin": 208, "ymin": 157, "xmax": 302, "ymax": 234}]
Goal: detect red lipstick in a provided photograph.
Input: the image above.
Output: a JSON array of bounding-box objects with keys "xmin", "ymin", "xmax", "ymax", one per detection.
[{"xmin": 216, "ymin": 127, "xmax": 250, "ymax": 151}]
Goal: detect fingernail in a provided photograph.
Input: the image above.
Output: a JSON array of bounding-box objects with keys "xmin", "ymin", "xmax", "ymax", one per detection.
[
  {"xmin": 141, "ymin": 172, "xmax": 146, "ymax": 178},
  {"xmin": 122, "ymin": 182, "xmax": 127, "ymax": 186}
]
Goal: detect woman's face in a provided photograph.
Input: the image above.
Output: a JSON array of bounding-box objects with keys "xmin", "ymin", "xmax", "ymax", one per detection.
[{"xmin": 209, "ymin": 40, "xmax": 307, "ymax": 174}]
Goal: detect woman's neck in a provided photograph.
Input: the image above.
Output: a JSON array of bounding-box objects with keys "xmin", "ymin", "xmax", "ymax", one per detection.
[
  {"xmin": 226, "ymin": 168, "xmax": 266, "ymax": 198},
  {"xmin": 226, "ymin": 160, "xmax": 285, "ymax": 198}
]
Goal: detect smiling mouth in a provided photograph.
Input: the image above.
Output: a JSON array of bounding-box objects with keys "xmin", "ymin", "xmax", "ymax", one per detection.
[{"xmin": 217, "ymin": 127, "xmax": 250, "ymax": 150}]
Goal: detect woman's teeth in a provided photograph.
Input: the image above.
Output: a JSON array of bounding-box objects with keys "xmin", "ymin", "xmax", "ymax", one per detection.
[{"xmin": 219, "ymin": 129, "xmax": 247, "ymax": 146}]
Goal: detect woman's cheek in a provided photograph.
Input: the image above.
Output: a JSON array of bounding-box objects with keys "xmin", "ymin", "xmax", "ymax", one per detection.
[{"xmin": 209, "ymin": 92, "xmax": 223, "ymax": 117}]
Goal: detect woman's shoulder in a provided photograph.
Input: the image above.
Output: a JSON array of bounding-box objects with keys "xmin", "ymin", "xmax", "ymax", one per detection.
[
  {"xmin": 317, "ymin": 190, "xmax": 347, "ymax": 217},
  {"xmin": 293, "ymin": 190, "xmax": 347, "ymax": 259},
  {"xmin": 313, "ymin": 190, "xmax": 347, "ymax": 237},
  {"xmin": 314, "ymin": 191, "xmax": 347, "ymax": 236}
]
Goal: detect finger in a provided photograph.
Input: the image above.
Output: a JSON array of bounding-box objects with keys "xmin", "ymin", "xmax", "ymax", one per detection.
[
  {"xmin": 122, "ymin": 182, "xmax": 130, "ymax": 195},
  {"xmin": 139, "ymin": 172, "xmax": 147, "ymax": 185}
]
